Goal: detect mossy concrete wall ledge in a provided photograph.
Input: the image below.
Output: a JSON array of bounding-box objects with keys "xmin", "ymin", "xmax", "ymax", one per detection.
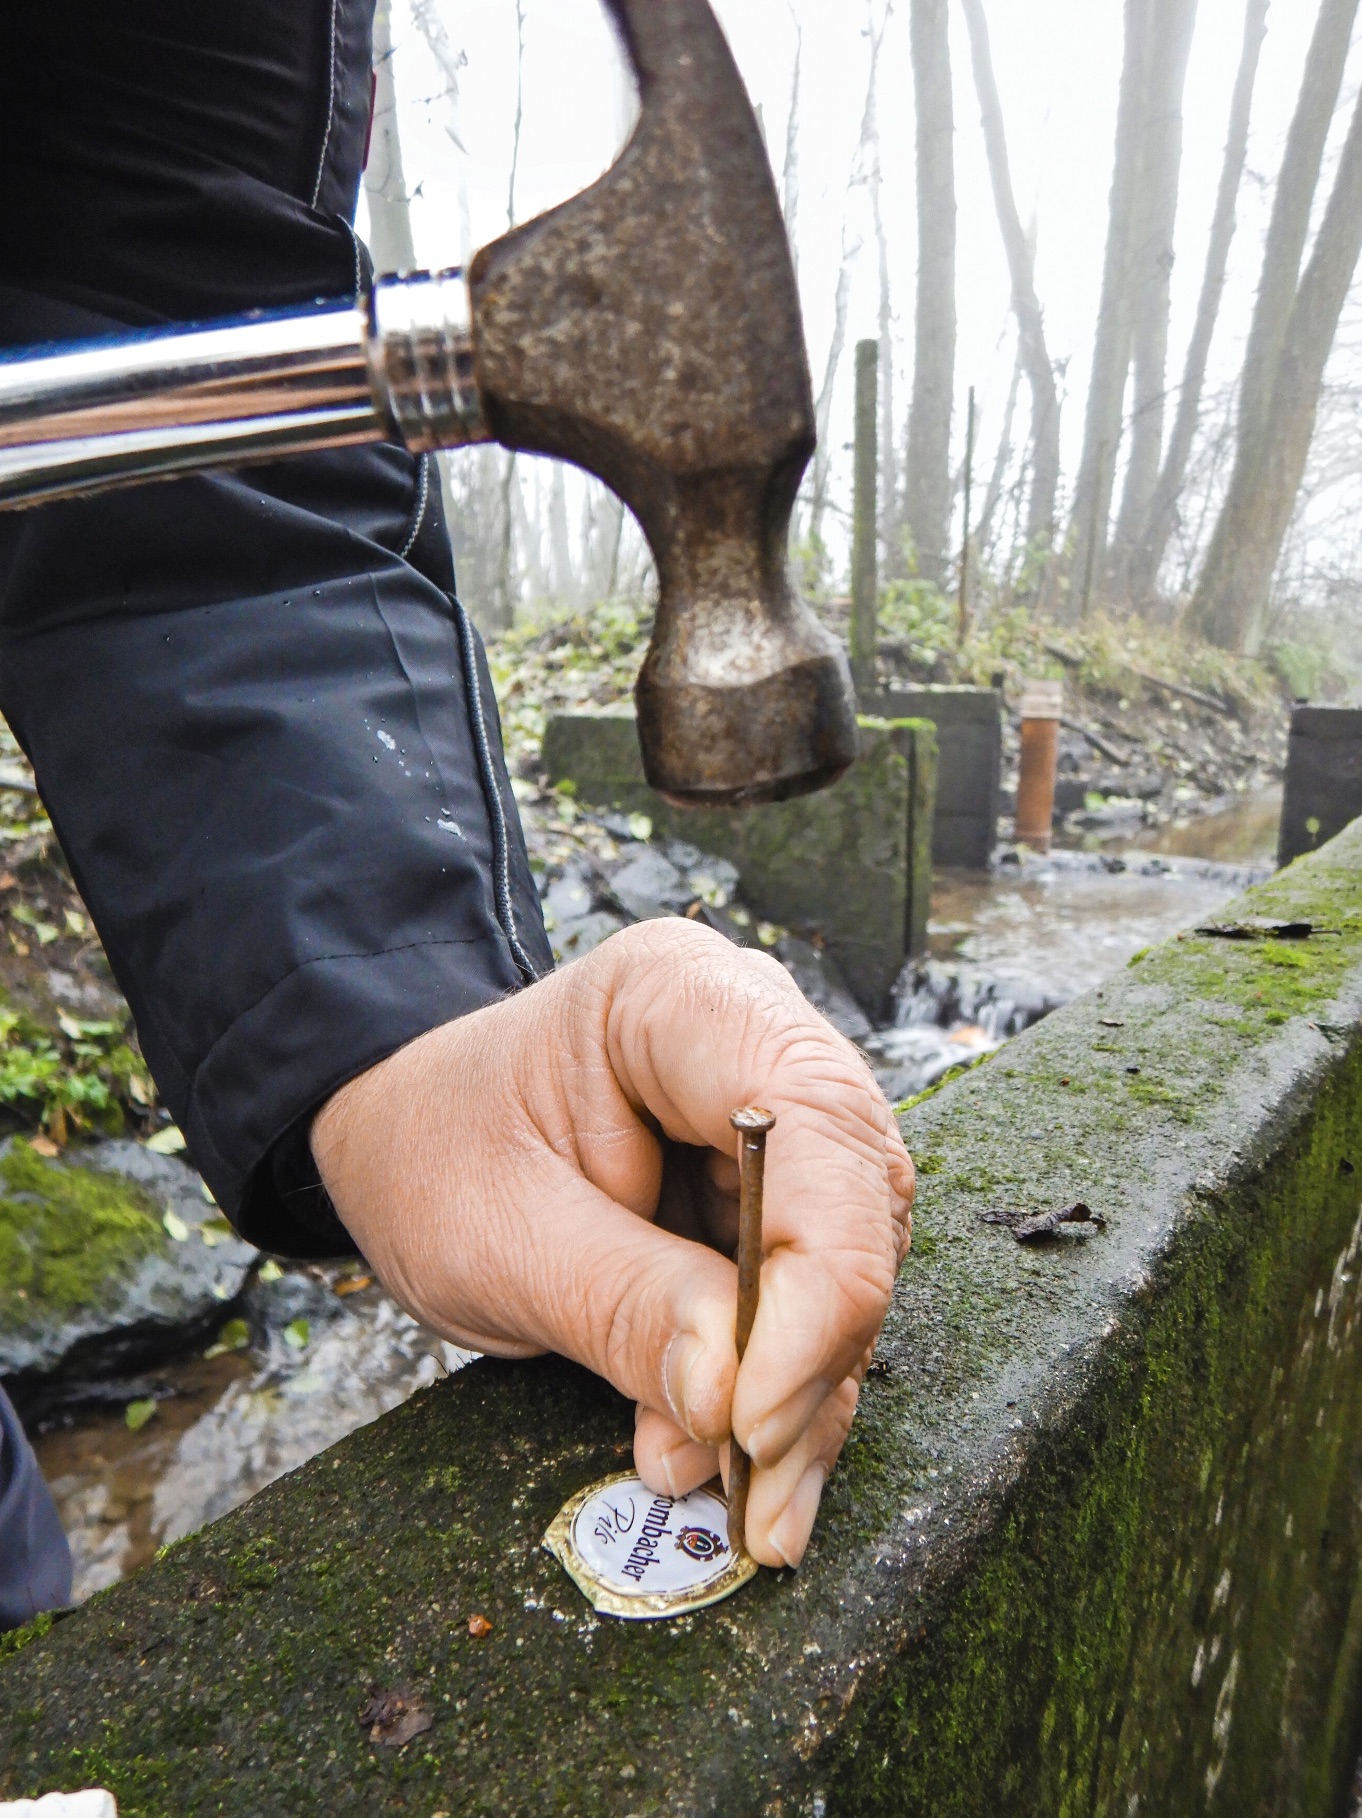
[
  {"xmin": 541, "ymin": 708, "xmax": 937, "ymax": 1016},
  {"xmin": 6, "ymin": 836, "xmax": 1362, "ymax": 1815}
]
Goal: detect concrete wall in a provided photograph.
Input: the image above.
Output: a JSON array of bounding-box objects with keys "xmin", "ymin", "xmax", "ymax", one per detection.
[
  {"xmin": 5, "ymin": 831, "xmax": 1362, "ymax": 1815},
  {"xmin": 541, "ymin": 709, "xmax": 937, "ymax": 1019},
  {"xmin": 866, "ymin": 686, "xmax": 1002, "ymax": 870},
  {"xmin": 1279, "ymin": 705, "xmax": 1362, "ymax": 867}
]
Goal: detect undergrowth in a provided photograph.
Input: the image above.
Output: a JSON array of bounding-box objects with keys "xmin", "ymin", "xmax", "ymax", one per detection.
[{"xmin": 0, "ymin": 1006, "xmax": 152, "ymax": 1142}]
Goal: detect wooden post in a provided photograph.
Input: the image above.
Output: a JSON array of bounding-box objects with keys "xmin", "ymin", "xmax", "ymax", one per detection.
[
  {"xmin": 957, "ymin": 384, "xmax": 976, "ymax": 645},
  {"xmin": 851, "ymin": 339, "xmax": 880, "ymax": 693}
]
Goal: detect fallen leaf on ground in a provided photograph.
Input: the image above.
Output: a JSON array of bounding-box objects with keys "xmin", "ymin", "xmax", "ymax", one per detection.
[
  {"xmin": 125, "ymin": 1398, "xmax": 158, "ymax": 1432},
  {"xmin": 283, "ymin": 1316, "xmax": 310, "ymax": 1350},
  {"xmin": 1195, "ymin": 918, "xmax": 1317, "ymax": 941},
  {"xmin": 27, "ymin": 1134, "xmax": 59, "ymax": 1158},
  {"xmin": 257, "ymin": 1257, "xmax": 283, "ymax": 1283},
  {"xmin": 146, "ymin": 1124, "xmax": 187, "ymax": 1155},
  {"xmin": 335, "ymin": 1274, "xmax": 374, "ymax": 1297},
  {"xmin": 467, "ymin": 1613, "xmax": 493, "ymax": 1638},
  {"xmin": 162, "ymin": 1209, "xmax": 189, "ymax": 1242},
  {"xmin": 205, "ymin": 1317, "xmax": 250, "ymax": 1359},
  {"xmin": 358, "ymin": 1686, "xmax": 434, "ymax": 1748},
  {"xmin": 1014, "ymin": 1203, "xmax": 1106, "ymax": 1243},
  {"xmin": 981, "ymin": 1203, "xmax": 1107, "ymax": 1242}
]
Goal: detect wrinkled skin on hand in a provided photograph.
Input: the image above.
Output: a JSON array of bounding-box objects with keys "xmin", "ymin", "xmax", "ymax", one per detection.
[{"xmin": 311, "ymin": 920, "xmax": 914, "ymax": 1569}]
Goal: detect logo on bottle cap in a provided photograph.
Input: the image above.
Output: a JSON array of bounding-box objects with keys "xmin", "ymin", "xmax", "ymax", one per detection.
[{"xmin": 544, "ymin": 1472, "xmax": 758, "ymax": 1620}]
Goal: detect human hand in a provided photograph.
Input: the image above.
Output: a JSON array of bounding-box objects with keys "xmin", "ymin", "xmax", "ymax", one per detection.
[{"xmin": 310, "ymin": 920, "xmax": 914, "ymax": 1568}]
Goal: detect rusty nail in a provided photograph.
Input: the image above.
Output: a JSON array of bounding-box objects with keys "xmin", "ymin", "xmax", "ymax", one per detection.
[{"xmin": 727, "ymin": 1105, "xmax": 776, "ymax": 1557}]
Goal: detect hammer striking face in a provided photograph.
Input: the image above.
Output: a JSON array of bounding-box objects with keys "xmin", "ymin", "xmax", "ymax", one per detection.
[{"xmin": 0, "ymin": 0, "xmax": 858, "ymax": 809}]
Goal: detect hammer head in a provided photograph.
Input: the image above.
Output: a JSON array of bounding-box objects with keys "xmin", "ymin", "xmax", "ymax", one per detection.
[{"xmin": 468, "ymin": 0, "xmax": 858, "ymax": 808}]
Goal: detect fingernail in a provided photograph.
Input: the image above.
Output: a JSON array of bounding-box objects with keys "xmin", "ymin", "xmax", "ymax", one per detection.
[
  {"xmin": 746, "ymin": 1379, "xmax": 833, "ymax": 1470},
  {"xmin": 768, "ymin": 1464, "xmax": 828, "ymax": 1570},
  {"xmin": 655, "ymin": 1437, "xmax": 720, "ymax": 1500},
  {"xmin": 662, "ymin": 1331, "xmax": 708, "ymax": 1439}
]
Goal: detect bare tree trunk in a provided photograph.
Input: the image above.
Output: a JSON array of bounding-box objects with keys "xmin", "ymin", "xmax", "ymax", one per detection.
[
  {"xmin": 548, "ymin": 463, "xmax": 575, "ymax": 609},
  {"xmin": 978, "ymin": 338, "xmax": 1023, "ymax": 558},
  {"xmin": 782, "ymin": 10, "xmax": 802, "ymax": 275},
  {"xmin": 364, "ymin": 2, "xmax": 417, "ymax": 273},
  {"xmin": 409, "ymin": 0, "xmax": 473, "ymax": 263},
  {"xmin": 1067, "ymin": 0, "xmax": 1151, "ymax": 618},
  {"xmin": 1111, "ymin": 0, "xmax": 1200, "ymax": 591},
  {"xmin": 507, "ymin": 0, "xmax": 526, "ymax": 230},
  {"xmin": 1238, "ymin": 0, "xmax": 1361, "ymax": 454},
  {"xmin": 851, "ymin": 340, "xmax": 880, "ymax": 687},
  {"xmin": 1189, "ymin": 80, "xmax": 1362, "ymax": 651},
  {"xmin": 960, "ymin": 0, "xmax": 1060, "ymax": 565},
  {"xmin": 1132, "ymin": 0, "xmax": 1268, "ymax": 603},
  {"xmin": 859, "ymin": 4, "xmax": 898, "ymax": 573},
  {"xmin": 904, "ymin": 0, "xmax": 956, "ymax": 588},
  {"xmin": 807, "ymin": 229, "xmax": 858, "ymax": 553}
]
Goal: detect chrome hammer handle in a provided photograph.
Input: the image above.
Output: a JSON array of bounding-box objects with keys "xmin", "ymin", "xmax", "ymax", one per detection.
[{"xmin": 0, "ymin": 271, "xmax": 489, "ymax": 509}]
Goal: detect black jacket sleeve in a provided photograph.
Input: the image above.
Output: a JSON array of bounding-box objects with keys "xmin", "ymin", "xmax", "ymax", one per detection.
[
  {"xmin": 0, "ymin": 438, "xmax": 552, "ymax": 1254},
  {"xmin": 0, "ymin": 0, "xmax": 554, "ymax": 1254}
]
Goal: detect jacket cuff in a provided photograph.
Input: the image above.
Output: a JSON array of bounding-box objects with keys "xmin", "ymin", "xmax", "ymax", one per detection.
[{"xmin": 189, "ymin": 936, "xmax": 525, "ymax": 1256}]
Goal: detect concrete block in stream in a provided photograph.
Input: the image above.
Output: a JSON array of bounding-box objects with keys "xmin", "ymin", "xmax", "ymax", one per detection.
[
  {"xmin": 867, "ymin": 685, "xmax": 1002, "ymax": 869},
  {"xmin": 541, "ymin": 708, "xmax": 937, "ymax": 1018},
  {"xmin": 1279, "ymin": 704, "xmax": 1362, "ymax": 867},
  {"xmin": 8, "ymin": 832, "xmax": 1362, "ymax": 1813}
]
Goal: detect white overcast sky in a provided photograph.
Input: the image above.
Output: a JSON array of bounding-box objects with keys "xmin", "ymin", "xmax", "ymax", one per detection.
[{"xmin": 363, "ymin": 0, "xmax": 1362, "ymax": 565}]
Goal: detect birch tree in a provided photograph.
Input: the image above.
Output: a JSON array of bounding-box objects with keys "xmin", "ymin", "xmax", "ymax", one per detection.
[
  {"xmin": 1132, "ymin": 0, "xmax": 1269, "ymax": 602},
  {"xmin": 782, "ymin": 9, "xmax": 802, "ymax": 273},
  {"xmin": 1190, "ymin": 78, "xmax": 1362, "ymax": 650},
  {"xmin": 1237, "ymin": 0, "xmax": 1361, "ymax": 455},
  {"xmin": 960, "ymin": 0, "xmax": 1060, "ymax": 565},
  {"xmin": 1110, "ymin": 0, "xmax": 1199, "ymax": 588},
  {"xmin": 1067, "ymin": 0, "xmax": 1151, "ymax": 617},
  {"xmin": 857, "ymin": 4, "xmax": 899, "ymax": 569},
  {"xmin": 364, "ymin": 2, "xmax": 418, "ymax": 274},
  {"xmin": 903, "ymin": 0, "xmax": 957, "ymax": 588}
]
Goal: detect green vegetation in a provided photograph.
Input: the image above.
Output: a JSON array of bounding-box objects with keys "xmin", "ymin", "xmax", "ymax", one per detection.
[
  {"xmin": 0, "ymin": 1141, "xmax": 165, "ymax": 1331},
  {"xmin": 488, "ymin": 596, "xmax": 651, "ymax": 771},
  {"xmin": 0, "ymin": 1006, "xmax": 151, "ymax": 1142},
  {"xmin": 0, "ymin": 1612, "xmax": 55, "ymax": 1667}
]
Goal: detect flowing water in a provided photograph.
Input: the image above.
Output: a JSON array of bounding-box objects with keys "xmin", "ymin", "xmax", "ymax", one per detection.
[{"xmin": 31, "ymin": 797, "xmax": 1278, "ymax": 1604}]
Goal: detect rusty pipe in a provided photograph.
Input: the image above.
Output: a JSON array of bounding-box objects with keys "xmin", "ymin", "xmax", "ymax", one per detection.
[{"xmin": 1015, "ymin": 680, "xmax": 1063, "ymax": 853}]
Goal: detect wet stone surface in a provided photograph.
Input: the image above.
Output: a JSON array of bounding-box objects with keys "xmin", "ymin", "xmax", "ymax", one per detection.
[{"xmin": 1, "ymin": 1140, "xmax": 257, "ymax": 1418}]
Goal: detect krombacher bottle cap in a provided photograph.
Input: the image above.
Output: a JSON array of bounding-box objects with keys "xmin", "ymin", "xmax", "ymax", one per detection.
[{"xmin": 544, "ymin": 1472, "xmax": 758, "ymax": 1621}]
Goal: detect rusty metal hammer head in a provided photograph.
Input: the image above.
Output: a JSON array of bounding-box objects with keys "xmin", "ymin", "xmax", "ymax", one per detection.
[{"xmin": 469, "ymin": 0, "xmax": 858, "ymax": 808}]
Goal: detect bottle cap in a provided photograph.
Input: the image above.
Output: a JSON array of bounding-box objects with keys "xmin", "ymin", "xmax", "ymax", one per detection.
[{"xmin": 543, "ymin": 1472, "xmax": 758, "ymax": 1621}]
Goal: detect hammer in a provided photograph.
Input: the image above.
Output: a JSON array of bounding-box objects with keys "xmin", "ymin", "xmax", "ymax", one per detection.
[{"xmin": 0, "ymin": 0, "xmax": 857, "ymax": 810}]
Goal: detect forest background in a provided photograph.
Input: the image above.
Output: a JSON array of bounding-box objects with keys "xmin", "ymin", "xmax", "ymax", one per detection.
[{"xmin": 360, "ymin": 0, "xmax": 1362, "ymax": 702}]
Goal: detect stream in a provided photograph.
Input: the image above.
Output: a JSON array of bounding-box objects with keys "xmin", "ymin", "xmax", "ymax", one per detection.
[{"xmin": 32, "ymin": 794, "xmax": 1278, "ymax": 1604}]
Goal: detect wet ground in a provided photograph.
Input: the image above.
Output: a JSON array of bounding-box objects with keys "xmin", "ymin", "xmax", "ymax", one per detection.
[{"xmin": 32, "ymin": 792, "xmax": 1277, "ymax": 1605}]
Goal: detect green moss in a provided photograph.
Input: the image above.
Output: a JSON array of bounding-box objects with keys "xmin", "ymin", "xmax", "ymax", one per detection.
[
  {"xmin": 0, "ymin": 1143, "xmax": 165, "ymax": 1331},
  {"xmin": 0, "ymin": 1612, "xmax": 54, "ymax": 1666}
]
